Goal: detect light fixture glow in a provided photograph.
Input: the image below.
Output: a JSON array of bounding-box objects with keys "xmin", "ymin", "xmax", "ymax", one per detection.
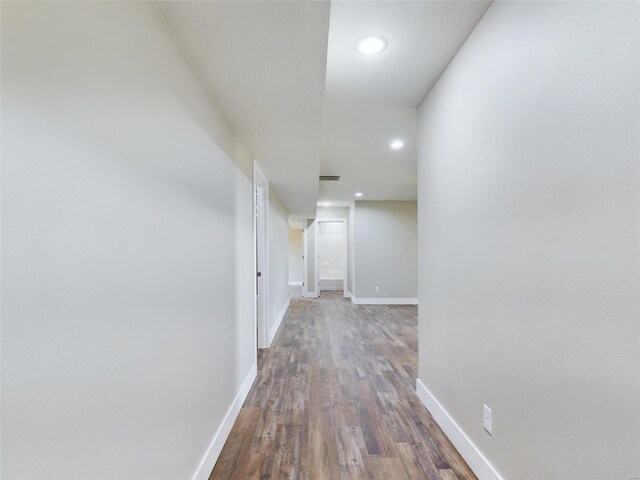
[
  {"xmin": 355, "ymin": 192, "xmax": 363, "ymax": 197},
  {"xmin": 318, "ymin": 202, "xmax": 330, "ymax": 207},
  {"xmin": 355, "ymin": 35, "xmax": 387, "ymax": 55},
  {"xmin": 390, "ymin": 139, "xmax": 404, "ymax": 150}
]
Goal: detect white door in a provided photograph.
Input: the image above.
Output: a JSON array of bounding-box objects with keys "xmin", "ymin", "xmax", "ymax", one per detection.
[{"xmin": 255, "ymin": 185, "xmax": 267, "ymax": 347}]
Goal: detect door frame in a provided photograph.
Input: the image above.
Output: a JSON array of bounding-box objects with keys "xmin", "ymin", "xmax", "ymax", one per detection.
[
  {"xmin": 253, "ymin": 161, "xmax": 270, "ymax": 350},
  {"xmin": 315, "ymin": 218, "xmax": 348, "ymax": 298},
  {"xmin": 302, "ymin": 220, "xmax": 318, "ymax": 298},
  {"xmin": 302, "ymin": 224, "xmax": 308, "ymax": 297}
]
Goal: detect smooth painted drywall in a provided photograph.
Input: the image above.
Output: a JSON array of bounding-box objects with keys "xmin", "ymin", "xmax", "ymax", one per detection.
[
  {"xmin": 1, "ymin": 2, "xmax": 255, "ymax": 478},
  {"xmin": 288, "ymin": 227, "xmax": 303, "ymax": 284},
  {"xmin": 316, "ymin": 206, "xmax": 349, "ymax": 220},
  {"xmin": 268, "ymin": 189, "xmax": 289, "ymax": 338},
  {"xmin": 354, "ymin": 201, "xmax": 417, "ymax": 299},
  {"xmin": 417, "ymin": 2, "xmax": 640, "ymax": 479}
]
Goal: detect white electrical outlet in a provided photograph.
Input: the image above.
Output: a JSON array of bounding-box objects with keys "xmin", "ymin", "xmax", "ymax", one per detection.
[
  {"xmin": 375, "ymin": 286, "xmax": 380, "ymax": 293},
  {"xmin": 483, "ymin": 404, "xmax": 492, "ymax": 435}
]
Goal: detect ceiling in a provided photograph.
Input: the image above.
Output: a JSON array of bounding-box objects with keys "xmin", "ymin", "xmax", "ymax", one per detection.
[
  {"xmin": 319, "ymin": 0, "xmax": 492, "ymax": 205},
  {"xmin": 155, "ymin": 1, "xmax": 330, "ymax": 217},
  {"xmin": 155, "ymin": 1, "xmax": 492, "ymax": 216},
  {"xmin": 325, "ymin": 1, "xmax": 493, "ymax": 108},
  {"xmin": 319, "ymin": 104, "xmax": 418, "ymax": 203}
]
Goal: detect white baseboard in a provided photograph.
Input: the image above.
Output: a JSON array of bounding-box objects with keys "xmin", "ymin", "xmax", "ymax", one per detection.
[
  {"xmin": 416, "ymin": 379, "xmax": 503, "ymax": 480},
  {"xmin": 352, "ymin": 297, "xmax": 418, "ymax": 305},
  {"xmin": 192, "ymin": 363, "xmax": 257, "ymax": 480},
  {"xmin": 288, "ymin": 281, "xmax": 303, "ymax": 286},
  {"xmin": 347, "ymin": 292, "xmax": 355, "ymax": 303},
  {"xmin": 303, "ymin": 292, "xmax": 318, "ymax": 298},
  {"xmin": 266, "ymin": 299, "xmax": 290, "ymax": 347}
]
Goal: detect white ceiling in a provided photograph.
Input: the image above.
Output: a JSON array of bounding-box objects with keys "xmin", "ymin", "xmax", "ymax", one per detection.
[
  {"xmin": 155, "ymin": 1, "xmax": 330, "ymax": 217},
  {"xmin": 319, "ymin": 103, "xmax": 418, "ymax": 202},
  {"xmin": 319, "ymin": 0, "xmax": 492, "ymax": 205},
  {"xmin": 325, "ymin": 1, "xmax": 493, "ymax": 107},
  {"xmin": 156, "ymin": 1, "xmax": 491, "ymax": 215}
]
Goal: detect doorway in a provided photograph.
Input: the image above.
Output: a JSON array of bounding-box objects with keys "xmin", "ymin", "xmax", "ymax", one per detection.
[
  {"xmin": 254, "ymin": 163, "xmax": 269, "ymax": 350},
  {"xmin": 287, "ymin": 225, "xmax": 304, "ymax": 299},
  {"xmin": 316, "ymin": 219, "xmax": 347, "ymax": 298}
]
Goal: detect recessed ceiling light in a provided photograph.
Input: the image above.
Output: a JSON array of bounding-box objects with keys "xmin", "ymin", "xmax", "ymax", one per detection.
[
  {"xmin": 355, "ymin": 35, "xmax": 387, "ymax": 55},
  {"xmin": 318, "ymin": 202, "xmax": 330, "ymax": 207},
  {"xmin": 390, "ymin": 139, "xmax": 404, "ymax": 150},
  {"xmin": 355, "ymin": 192, "xmax": 363, "ymax": 197}
]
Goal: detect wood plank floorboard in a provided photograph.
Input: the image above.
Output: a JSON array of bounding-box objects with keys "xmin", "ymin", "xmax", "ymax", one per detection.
[{"xmin": 210, "ymin": 292, "xmax": 476, "ymax": 480}]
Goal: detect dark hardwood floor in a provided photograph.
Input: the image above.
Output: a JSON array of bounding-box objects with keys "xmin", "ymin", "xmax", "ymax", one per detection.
[{"xmin": 210, "ymin": 292, "xmax": 475, "ymax": 480}]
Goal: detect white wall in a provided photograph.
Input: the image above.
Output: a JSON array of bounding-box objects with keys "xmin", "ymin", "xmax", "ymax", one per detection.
[
  {"xmin": 417, "ymin": 2, "xmax": 639, "ymax": 479},
  {"xmin": 287, "ymin": 227, "xmax": 303, "ymax": 284},
  {"xmin": 353, "ymin": 201, "xmax": 417, "ymax": 300},
  {"xmin": 1, "ymin": 2, "xmax": 255, "ymax": 479},
  {"xmin": 316, "ymin": 206, "xmax": 349, "ymax": 220},
  {"xmin": 267, "ymin": 189, "xmax": 289, "ymax": 344}
]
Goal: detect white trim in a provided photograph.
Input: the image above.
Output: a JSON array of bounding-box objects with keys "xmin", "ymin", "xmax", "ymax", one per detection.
[
  {"xmin": 416, "ymin": 379, "xmax": 503, "ymax": 480},
  {"xmin": 314, "ymin": 220, "xmax": 319, "ymax": 295},
  {"xmin": 347, "ymin": 292, "xmax": 355, "ymax": 303},
  {"xmin": 349, "ymin": 203, "xmax": 356, "ymax": 302},
  {"xmin": 266, "ymin": 299, "xmax": 290, "ymax": 347},
  {"xmin": 302, "ymin": 225, "xmax": 308, "ymax": 296},
  {"xmin": 289, "ymin": 281, "xmax": 303, "ymax": 286},
  {"xmin": 191, "ymin": 364, "xmax": 258, "ymax": 480},
  {"xmin": 303, "ymin": 292, "xmax": 319, "ymax": 298},
  {"xmin": 351, "ymin": 297, "xmax": 417, "ymax": 305}
]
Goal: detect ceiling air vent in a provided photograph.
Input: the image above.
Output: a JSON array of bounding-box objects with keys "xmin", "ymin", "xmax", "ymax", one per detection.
[{"xmin": 319, "ymin": 175, "xmax": 341, "ymax": 182}]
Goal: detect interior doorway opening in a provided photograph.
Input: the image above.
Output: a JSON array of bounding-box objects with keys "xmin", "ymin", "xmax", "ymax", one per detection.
[
  {"xmin": 315, "ymin": 218, "xmax": 347, "ymax": 298},
  {"xmin": 287, "ymin": 223, "xmax": 305, "ymax": 300}
]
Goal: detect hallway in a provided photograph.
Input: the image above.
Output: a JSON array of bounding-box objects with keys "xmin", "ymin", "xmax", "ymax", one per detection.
[
  {"xmin": 211, "ymin": 293, "xmax": 474, "ymax": 479},
  {"xmin": 3, "ymin": 2, "xmax": 638, "ymax": 478}
]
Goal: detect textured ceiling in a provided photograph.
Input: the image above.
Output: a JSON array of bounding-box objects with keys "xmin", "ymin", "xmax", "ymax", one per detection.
[
  {"xmin": 319, "ymin": 104, "xmax": 418, "ymax": 202},
  {"xmin": 155, "ymin": 1, "xmax": 330, "ymax": 217},
  {"xmin": 319, "ymin": 0, "xmax": 492, "ymax": 205},
  {"xmin": 156, "ymin": 1, "xmax": 492, "ymax": 213},
  {"xmin": 325, "ymin": 1, "xmax": 493, "ymax": 108}
]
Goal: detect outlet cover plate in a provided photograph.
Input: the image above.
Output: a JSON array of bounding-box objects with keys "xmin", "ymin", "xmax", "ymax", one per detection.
[{"xmin": 483, "ymin": 404, "xmax": 492, "ymax": 435}]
